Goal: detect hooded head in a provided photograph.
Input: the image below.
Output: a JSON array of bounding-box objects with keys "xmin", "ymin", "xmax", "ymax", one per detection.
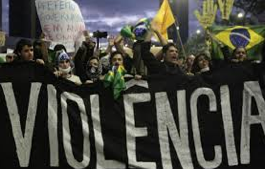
[{"xmin": 57, "ymin": 51, "xmax": 73, "ymax": 74}]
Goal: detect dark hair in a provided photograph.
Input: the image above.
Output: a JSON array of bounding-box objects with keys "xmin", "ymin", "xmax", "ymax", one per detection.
[
  {"xmin": 86, "ymin": 56, "xmax": 102, "ymax": 81},
  {"xmin": 191, "ymin": 53, "xmax": 211, "ymax": 74},
  {"xmin": 232, "ymin": 46, "xmax": 247, "ymax": 58},
  {"xmin": 14, "ymin": 39, "xmax": 33, "ymax": 55},
  {"xmin": 33, "ymin": 40, "xmax": 42, "ymax": 47},
  {"xmin": 54, "ymin": 44, "xmax": 67, "ymax": 53},
  {"xmin": 109, "ymin": 51, "xmax": 124, "ymax": 63},
  {"xmin": 162, "ymin": 43, "xmax": 177, "ymax": 54},
  {"xmin": 88, "ymin": 56, "xmax": 99, "ymax": 64}
]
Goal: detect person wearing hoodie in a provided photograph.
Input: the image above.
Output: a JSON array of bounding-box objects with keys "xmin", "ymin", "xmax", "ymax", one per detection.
[{"xmin": 54, "ymin": 51, "xmax": 82, "ymax": 85}]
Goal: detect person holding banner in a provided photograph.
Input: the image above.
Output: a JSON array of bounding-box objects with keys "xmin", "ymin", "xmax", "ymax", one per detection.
[
  {"xmin": 191, "ymin": 53, "xmax": 211, "ymax": 74},
  {"xmin": 74, "ymin": 31, "xmax": 96, "ymax": 83},
  {"xmin": 140, "ymin": 29, "xmax": 184, "ymax": 75},
  {"xmin": 114, "ymin": 34, "xmax": 134, "ymax": 73},
  {"xmin": 184, "ymin": 54, "xmax": 195, "ymax": 75},
  {"xmin": 33, "ymin": 39, "xmax": 49, "ymax": 63},
  {"xmin": 14, "ymin": 39, "xmax": 45, "ymax": 65},
  {"xmin": 54, "ymin": 51, "xmax": 82, "ymax": 85},
  {"xmin": 84, "ymin": 56, "xmax": 103, "ymax": 84},
  {"xmin": 231, "ymin": 47, "xmax": 248, "ymax": 63}
]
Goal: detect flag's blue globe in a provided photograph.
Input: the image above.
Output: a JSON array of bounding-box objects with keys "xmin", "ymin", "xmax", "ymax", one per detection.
[
  {"xmin": 133, "ymin": 18, "xmax": 150, "ymax": 41},
  {"xmin": 230, "ymin": 28, "xmax": 250, "ymax": 48}
]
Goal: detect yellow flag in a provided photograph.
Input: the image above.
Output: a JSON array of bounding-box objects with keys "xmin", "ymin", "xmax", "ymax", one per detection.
[{"xmin": 152, "ymin": 0, "xmax": 175, "ymax": 40}]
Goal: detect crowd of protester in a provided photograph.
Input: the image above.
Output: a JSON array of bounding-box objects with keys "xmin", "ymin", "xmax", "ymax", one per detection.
[{"xmin": 2, "ymin": 22, "xmax": 265, "ymax": 93}]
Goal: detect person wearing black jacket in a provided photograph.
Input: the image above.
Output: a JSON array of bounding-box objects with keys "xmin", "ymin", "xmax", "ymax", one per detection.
[
  {"xmin": 74, "ymin": 36, "xmax": 96, "ymax": 83},
  {"xmin": 14, "ymin": 39, "xmax": 45, "ymax": 65},
  {"xmin": 140, "ymin": 40, "xmax": 184, "ymax": 75}
]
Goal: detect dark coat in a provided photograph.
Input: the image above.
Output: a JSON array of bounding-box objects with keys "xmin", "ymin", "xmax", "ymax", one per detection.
[{"xmin": 140, "ymin": 42, "xmax": 184, "ymax": 75}]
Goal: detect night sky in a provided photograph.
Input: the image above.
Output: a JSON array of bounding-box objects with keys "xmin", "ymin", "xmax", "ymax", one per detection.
[
  {"xmin": 2, "ymin": 0, "xmax": 200, "ymax": 37},
  {"xmin": 76, "ymin": 0, "xmax": 200, "ymax": 36},
  {"xmin": 76, "ymin": 0, "xmax": 160, "ymax": 35}
]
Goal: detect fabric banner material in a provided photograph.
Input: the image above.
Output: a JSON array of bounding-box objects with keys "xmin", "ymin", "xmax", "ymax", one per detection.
[{"xmin": 0, "ymin": 62, "xmax": 265, "ymax": 169}]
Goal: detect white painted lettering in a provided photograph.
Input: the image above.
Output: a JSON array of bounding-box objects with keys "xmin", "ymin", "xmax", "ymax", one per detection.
[
  {"xmin": 90, "ymin": 95, "xmax": 125, "ymax": 169},
  {"xmin": 241, "ymin": 81, "xmax": 265, "ymax": 164},
  {"xmin": 124, "ymin": 93, "xmax": 156, "ymax": 169},
  {"xmin": 155, "ymin": 91, "xmax": 193, "ymax": 169},
  {"xmin": 190, "ymin": 88, "xmax": 222, "ymax": 168},
  {"xmin": 61, "ymin": 92, "xmax": 90, "ymax": 169},
  {"xmin": 1, "ymin": 83, "xmax": 41, "ymax": 167}
]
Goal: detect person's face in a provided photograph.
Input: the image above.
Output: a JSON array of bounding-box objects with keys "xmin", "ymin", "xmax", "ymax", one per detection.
[
  {"xmin": 34, "ymin": 45, "xmax": 43, "ymax": 59},
  {"xmin": 234, "ymin": 47, "xmax": 247, "ymax": 61},
  {"xmin": 85, "ymin": 38, "xmax": 96, "ymax": 49},
  {"xmin": 186, "ymin": 55, "xmax": 195, "ymax": 66},
  {"xmin": 59, "ymin": 60, "xmax": 70, "ymax": 69},
  {"xmin": 164, "ymin": 46, "xmax": 179, "ymax": 65},
  {"xmin": 198, "ymin": 55, "xmax": 209, "ymax": 70},
  {"xmin": 20, "ymin": 45, "xmax": 34, "ymax": 61},
  {"xmin": 111, "ymin": 54, "xmax": 123, "ymax": 66},
  {"xmin": 6, "ymin": 54, "xmax": 15, "ymax": 63},
  {"xmin": 89, "ymin": 58, "xmax": 99, "ymax": 68}
]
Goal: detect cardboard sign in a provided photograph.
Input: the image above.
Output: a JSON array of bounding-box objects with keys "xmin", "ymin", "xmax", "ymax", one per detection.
[{"xmin": 35, "ymin": 0, "xmax": 86, "ymax": 52}]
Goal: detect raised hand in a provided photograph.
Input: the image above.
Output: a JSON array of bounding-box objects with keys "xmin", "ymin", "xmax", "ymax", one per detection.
[
  {"xmin": 218, "ymin": 0, "xmax": 234, "ymax": 20},
  {"xmin": 194, "ymin": 0, "xmax": 217, "ymax": 29},
  {"xmin": 108, "ymin": 35, "xmax": 115, "ymax": 47},
  {"xmin": 150, "ymin": 21, "xmax": 161, "ymax": 34}
]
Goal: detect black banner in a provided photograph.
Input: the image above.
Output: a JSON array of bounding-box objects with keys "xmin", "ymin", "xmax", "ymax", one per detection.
[{"xmin": 0, "ymin": 62, "xmax": 265, "ymax": 169}]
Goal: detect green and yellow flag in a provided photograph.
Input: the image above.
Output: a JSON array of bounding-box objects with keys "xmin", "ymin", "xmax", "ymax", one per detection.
[
  {"xmin": 209, "ymin": 25, "xmax": 265, "ymax": 60},
  {"xmin": 104, "ymin": 66, "xmax": 126, "ymax": 100}
]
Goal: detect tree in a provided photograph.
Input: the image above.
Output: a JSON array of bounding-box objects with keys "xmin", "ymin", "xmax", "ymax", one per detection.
[
  {"xmin": 196, "ymin": 0, "xmax": 265, "ymax": 25},
  {"xmin": 183, "ymin": 32, "xmax": 209, "ymax": 57},
  {"xmin": 233, "ymin": 0, "xmax": 265, "ymax": 19}
]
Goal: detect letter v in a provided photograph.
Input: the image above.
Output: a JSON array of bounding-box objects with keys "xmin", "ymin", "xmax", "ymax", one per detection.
[{"xmin": 1, "ymin": 83, "xmax": 41, "ymax": 167}]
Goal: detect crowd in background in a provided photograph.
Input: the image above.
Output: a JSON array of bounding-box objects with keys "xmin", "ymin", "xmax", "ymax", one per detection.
[{"xmin": 3, "ymin": 22, "xmax": 265, "ymax": 89}]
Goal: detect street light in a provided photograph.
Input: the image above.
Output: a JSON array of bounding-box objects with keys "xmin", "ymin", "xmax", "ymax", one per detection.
[
  {"xmin": 196, "ymin": 29, "xmax": 201, "ymax": 34},
  {"xmin": 237, "ymin": 12, "xmax": 244, "ymax": 18}
]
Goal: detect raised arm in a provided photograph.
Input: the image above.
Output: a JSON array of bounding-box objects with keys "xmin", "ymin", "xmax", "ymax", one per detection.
[
  {"xmin": 105, "ymin": 35, "xmax": 115, "ymax": 56},
  {"xmin": 151, "ymin": 22, "xmax": 168, "ymax": 46},
  {"xmin": 114, "ymin": 34, "xmax": 127, "ymax": 57},
  {"xmin": 150, "ymin": 22, "xmax": 168, "ymax": 61},
  {"xmin": 140, "ymin": 30, "xmax": 164, "ymax": 74}
]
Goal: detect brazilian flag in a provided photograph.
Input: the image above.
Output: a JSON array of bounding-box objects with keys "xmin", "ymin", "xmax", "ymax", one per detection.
[
  {"xmin": 0, "ymin": 56, "xmax": 5, "ymax": 63},
  {"xmin": 209, "ymin": 25, "xmax": 265, "ymax": 60},
  {"xmin": 104, "ymin": 66, "xmax": 126, "ymax": 100}
]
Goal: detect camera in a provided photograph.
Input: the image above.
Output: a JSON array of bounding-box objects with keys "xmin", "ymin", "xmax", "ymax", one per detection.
[{"xmin": 93, "ymin": 30, "xmax": 108, "ymax": 38}]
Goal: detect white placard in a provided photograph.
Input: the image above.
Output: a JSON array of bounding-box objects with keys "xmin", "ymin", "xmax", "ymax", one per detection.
[{"xmin": 35, "ymin": 0, "xmax": 86, "ymax": 52}]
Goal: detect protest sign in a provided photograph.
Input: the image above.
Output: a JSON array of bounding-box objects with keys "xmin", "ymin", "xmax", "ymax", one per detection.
[{"xmin": 35, "ymin": 0, "xmax": 86, "ymax": 52}]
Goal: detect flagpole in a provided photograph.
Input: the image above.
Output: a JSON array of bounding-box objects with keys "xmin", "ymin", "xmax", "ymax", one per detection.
[{"xmin": 173, "ymin": 19, "xmax": 187, "ymax": 58}]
